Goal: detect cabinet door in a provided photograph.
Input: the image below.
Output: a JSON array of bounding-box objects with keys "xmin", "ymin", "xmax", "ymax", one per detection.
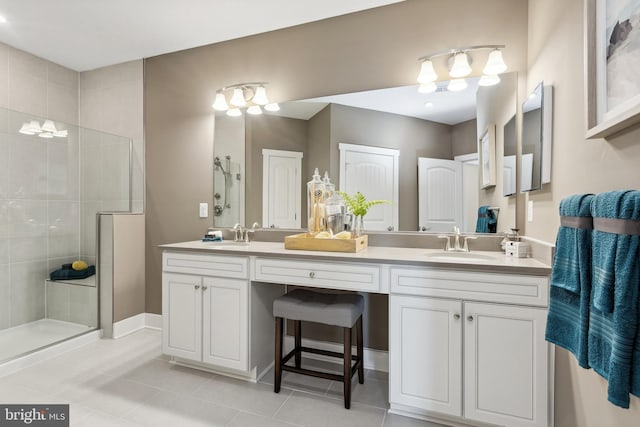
[
  {"xmin": 202, "ymin": 277, "xmax": 249, "ymax": 371},
  {"xmin": 162, "ymin": 273, "xmax": 202, "ymax": 361},
  {"xmin": 389, "ymin": 295, "xmax": 462, "ymax": 417},
  {"xmin": 464, "ymin": 302, "xmax": 548, "ymax": 427}
]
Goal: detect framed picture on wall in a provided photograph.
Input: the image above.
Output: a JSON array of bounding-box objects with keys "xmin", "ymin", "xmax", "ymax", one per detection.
[
  {"xmin": 479, "ymin": 124, "xmax": 496, "ymax": 189},
  {"xmin": 585, "ymin": 0, "xmax": 640, "ymax": 139}
]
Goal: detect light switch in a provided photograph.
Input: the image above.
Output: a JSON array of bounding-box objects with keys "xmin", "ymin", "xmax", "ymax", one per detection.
[
  {"xmin": 199, "ymin": 203, "xmax": 208, "ymax": 218},
  {"xmin": 527, "ymin": 200, "xmax": 534, "ymax": 222}
]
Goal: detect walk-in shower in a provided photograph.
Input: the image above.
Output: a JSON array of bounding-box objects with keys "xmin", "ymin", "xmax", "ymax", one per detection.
[{"xmin": 0, "ymin": 107, "xmax": 133, "ymax": 363}]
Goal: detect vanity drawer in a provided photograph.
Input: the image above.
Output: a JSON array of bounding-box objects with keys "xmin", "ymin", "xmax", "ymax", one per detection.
[
  {"xmin": 163, "ymin": 251, "xmax": 248, "ymax": 279},
  {"xmin": 390, "ymin": 266, "xmax": 548, "ymax": 307},
  {"xmin": 254, "ymin": 258, "xmax": 380, "ymax": 292}
]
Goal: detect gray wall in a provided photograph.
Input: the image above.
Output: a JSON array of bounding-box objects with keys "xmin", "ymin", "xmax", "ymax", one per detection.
[{"xmin": 451, "ymin": 119, "xmax": 478, "ymax": 157}]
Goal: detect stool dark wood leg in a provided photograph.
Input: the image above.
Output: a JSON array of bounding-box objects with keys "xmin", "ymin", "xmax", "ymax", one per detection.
[
  {"xmin": 274, "ymin": 317, "xmax": 283, "ymax": 393},
  {"xmin": 294, "ymin": 320, "xmax": 302, "ymax": 368},
  {"xmin": 357, "ymin": 316, "xmax": 364, "ymax": 384},
  {"xmin": 343, "ymin": 326, "xmax": 352, "ymax": 409}
]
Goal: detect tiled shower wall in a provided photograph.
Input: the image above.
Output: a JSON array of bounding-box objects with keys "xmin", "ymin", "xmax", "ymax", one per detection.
[{"xmin": 0, "ymin": 43, "xmax": 80, "ymax": 329}]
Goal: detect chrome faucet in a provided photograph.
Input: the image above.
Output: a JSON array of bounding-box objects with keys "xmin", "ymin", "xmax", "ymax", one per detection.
[
  {"xmin": 232, "ymin": 223, "xmax": 244, "ymax": 242},
  {"xmin": 437, "ymin": 226, "xmax": 476, "ymax": 252},
  {"xmin": 244, "ymin": 222, "xmax": 260, "ymax": 243}
]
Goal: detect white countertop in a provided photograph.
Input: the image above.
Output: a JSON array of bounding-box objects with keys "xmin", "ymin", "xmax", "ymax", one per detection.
[{"xmin": 160, "ymin": 240, "xmax": 551, "ymax": 275}]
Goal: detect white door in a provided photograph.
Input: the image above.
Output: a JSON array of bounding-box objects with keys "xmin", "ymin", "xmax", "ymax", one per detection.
[
  {"xmin": 262, "ymin": 149, "xmax": 303, "ymax": 228},
  {"xmin": 464, "ymin": 302, "xmax": 549, "ymax": 427},
  {"xmin": 339, "ymin": 143, "xmax": 399, "ymax": 231},
  {"xmin": 202, "ymin": 277, "xmax": 249, "ymax": 371},
  {"xmin": 162, "ymin": 273, "xmax": 202, "ymax": 361},
  {"xmin": 418, "ymin": 157, "xmax": 463, "ymax": 233},
  {"xmin": 389, "ymin": 295, "xmax": 462, "ymax": 417}
]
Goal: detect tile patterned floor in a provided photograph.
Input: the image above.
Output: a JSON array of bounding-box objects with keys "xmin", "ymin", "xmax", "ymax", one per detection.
[{"xmin": 0, "ymin": 329, "xmax": 446, "ymax": 427}]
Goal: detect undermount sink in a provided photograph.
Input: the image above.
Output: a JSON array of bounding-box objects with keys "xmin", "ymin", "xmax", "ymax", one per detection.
[{"xmin": 424, "ymin": 251, "xmax": 496, "ymax": 262}]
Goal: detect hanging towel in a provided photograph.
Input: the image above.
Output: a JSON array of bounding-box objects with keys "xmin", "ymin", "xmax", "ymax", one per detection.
[
  {"xmin": 476, "ymin": 206, "xmax": 496, "ymax": 233},
  {"xmin": 588, "ymin": 190, "xmax": 640, "ymax": 408},
  {"xmin": 545, "ymin": 194, "xmax": 593, "ymax": 368}
]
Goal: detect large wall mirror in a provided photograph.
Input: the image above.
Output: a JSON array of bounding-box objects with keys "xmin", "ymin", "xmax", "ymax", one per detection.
[{"xmin": 213, "ymin": 72, "xmax": 518, "ymax": 233}]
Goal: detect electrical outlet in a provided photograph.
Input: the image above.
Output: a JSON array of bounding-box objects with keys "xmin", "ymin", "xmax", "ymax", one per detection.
[
  {"xmin": 199, "ymin": 203, "xmax": 208, "ymax": 218},
  {"xmin": 527, "ymin": 200, "xmax": 534, "ymax": 222}
]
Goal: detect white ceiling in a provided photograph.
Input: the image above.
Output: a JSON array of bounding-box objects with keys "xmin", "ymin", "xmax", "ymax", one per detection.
[{"xmin": 0, "ymin": 0, "xmax": 404, "ymax": 71}]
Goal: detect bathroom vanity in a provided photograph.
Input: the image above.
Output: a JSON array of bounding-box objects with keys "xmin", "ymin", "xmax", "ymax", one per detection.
[{"xmin": 160, "ymin": 240, "xmax": 552, "ymax": 427}]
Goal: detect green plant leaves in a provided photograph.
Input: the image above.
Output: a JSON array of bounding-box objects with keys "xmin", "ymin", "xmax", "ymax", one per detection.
[{"xmin": 337, "ymin": 191, "xmax": 391, "ymax": 217}]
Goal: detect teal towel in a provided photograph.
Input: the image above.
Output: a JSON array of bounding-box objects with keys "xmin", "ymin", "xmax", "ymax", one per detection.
[
  {"xmin": 475, "ymin": 206, "xmax": 496, "ymax": 233},
  {"xmin": 545, "ymin": 194, "xmax": 593, "ymax": 368},
  {"xmin": 49, "ymin": 265, "xmax": 96, "ymax": 281},
  {"xmin": 588, "ymin": 190, "xmax": 640, "ymax": 408}
]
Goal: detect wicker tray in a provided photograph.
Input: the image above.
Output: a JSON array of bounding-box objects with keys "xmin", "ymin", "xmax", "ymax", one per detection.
[{"xmin": 284, "ymin": 233, "xmax": 368, "ymax": 253}]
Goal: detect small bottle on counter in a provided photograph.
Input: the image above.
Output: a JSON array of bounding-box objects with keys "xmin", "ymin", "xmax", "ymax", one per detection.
[{"xmin": 307, "ymin": 168, "xmax": 325, "ymax": 235}]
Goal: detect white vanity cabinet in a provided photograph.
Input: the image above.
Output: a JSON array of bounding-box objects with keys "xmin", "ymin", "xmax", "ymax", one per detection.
[
  {"xmin": 162, "ymin": 252, "xmax": 250, "ymax": 373},
  {"xmin": 389, "ymin": 267, "xmax": 551, "ymax": 427}
]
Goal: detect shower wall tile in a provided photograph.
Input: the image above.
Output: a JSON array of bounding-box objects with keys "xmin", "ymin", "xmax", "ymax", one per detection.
[
  {"xmin": 45, "ymin": 280, "xmax": 70, "ymax": 321},
  {"xmin": 79, "ymin": 128, "xmax": 102, "ymax": 201},
  {"xmin": 47, "ymin": 135, "xmax": 79, "ymax": 201},
  {"xmin": 10, "ymin": 260, "xmax": 46, "ymax": 326},
  {"xmin": 8, "ymin": 48, "xmax": 47, "ymax": 118},
  {"xmin": 0, "ymin": 200, "xmax": 7, "ymax": 238},
  {"xmin": 0, "ymin": 264, "xmax": 9, "ymax": 330},
  {"xmin": 9, "ymin": 134, "xmax": 47, "ymax": 199},
  {"xmin": 0, "ymin": 134, "xmax": 8, "ymax": 198},
  {"xmin": 0, "ymin": 238, "xmax": 8, "ymax": 265},
  {"xmin": 69, "ymin": 284, "xmax": 97, "ymax": 327},
  {"xmin": 101, "ymin": 138, "xmax": 131, "ymax": 202},
  {"xmin": 0, "ymin": 43, "xmax": 10, "ymax": 109},
  {"xmin": 8, "ymin": 199, "xmax": 47, "ymax": 238},
  {"xmin": 80, "ymin": 201, "xmax": 101, "ymax": 258},
  {"xmin": 47, "ymin": 200, "xmax": 80, "ymax": 259}
]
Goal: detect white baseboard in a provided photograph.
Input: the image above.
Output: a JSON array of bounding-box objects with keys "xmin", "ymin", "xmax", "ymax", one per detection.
[
  {"xmin": 112, "ymin": 313, "xmax": 162, "ymax": 338},
  {"xmin": 0, "ymin": 330, "xmax": 101, "ymax": 378},
  {"xmin": 284, "ymin": 335, "xmax": 388, "ymax": 372}
]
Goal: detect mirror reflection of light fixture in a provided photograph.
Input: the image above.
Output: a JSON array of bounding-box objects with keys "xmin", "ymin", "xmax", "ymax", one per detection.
[
  {"xmin": 417, "ymin": 45, "xmax": 507, "ymax": 92},
  {"xmin": 212, "ymin": 82, "xmax": 279, "ymax": 117},
  {"xmin": 418, "ymin": 81, "xmax": 437, "ymax": 94},
  {"xmin": 18, "ymin": 119, "xmax": 67, "ymax": 138},
  {"xmin": 447, "ymin": 78, "xmax": 468, "ymax": 92}
]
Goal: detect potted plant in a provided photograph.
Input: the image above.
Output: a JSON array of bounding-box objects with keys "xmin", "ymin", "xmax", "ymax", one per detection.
[{"xmin": 338, "ymin": 191, "xmax": 391, "ymax": 236}]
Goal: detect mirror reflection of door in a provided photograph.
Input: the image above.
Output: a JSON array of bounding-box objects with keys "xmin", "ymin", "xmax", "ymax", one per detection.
[
  {"xmin": 418, "ymin": 157, "xmax": 468, "ymax": 233},
  {"xmin": 339, "ymin": 143, "xmax": 399, "ymax": 231},
  {"xmin": 262, "ymin": 149, "xmax": 303, "ymax": 228}
]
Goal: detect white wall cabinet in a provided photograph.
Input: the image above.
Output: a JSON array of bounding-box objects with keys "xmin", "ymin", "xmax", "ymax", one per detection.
[
  {"xmin": 162, "ymin": 272, "xmax": 249, "ymax": 372},
  {"xmin": 389, "ymin": 267, "xmax": 551, "ymax": 427}
]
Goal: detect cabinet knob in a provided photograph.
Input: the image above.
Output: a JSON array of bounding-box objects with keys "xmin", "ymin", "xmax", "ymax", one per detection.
[
  {"xmin": 467, "ymin": 315, "xmax": 474, "ymax": 322},
  {"xmin": 202, "ymin": 286, "xmax": 207, "ymax": 290},
  {"xmin": 309, "ymin": 271, "xmax": 315, "ymax": 278},
  {"xmin": 453, "ymin": 314, "xmax": 461, "ymax": 320},
  {"xmin": 194, "ymin": 285, "xmax": 200, "ymax": 290}
]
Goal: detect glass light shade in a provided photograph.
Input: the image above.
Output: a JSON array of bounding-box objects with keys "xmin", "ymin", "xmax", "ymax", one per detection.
[
  {"xmin": 418, "ymin": 82, "xmax": 437, "ymax": 94},
  {"xmin": 212, "ymin": 92, "xmax": 229, "ymax": 111},
  {"xmin": 478, "ymin": 74, "xmax": 501, "ymax": 86},
  {"xmin": 447, "ymin": 78, "xmax": 468, "ymax": 92},
  {"xmin": 264, "ymin": 103, "xmax": 280, "ymax": 112},
  {"xmin": 230, "ymin": 88, "xmax": 246, "ymax": 107},
  {"xmin": 226, "ymin": 108, "xmax": 242, "ymax": 117},
  {"xmin": 483, "ymin": 49, "xmax": 507, "ymax": 75},
  {"xmin": 42, "ymin": 120, "xmax": 57, "ymax": 133},
  {"xmin": 252, "ymin": 86, "xmax": 269, "ymax": 105},
  {"xmin": 27, "ymin": 120, "xmax": 42, "ymax": 133},
  {"xmin": 247, "ymin": 105, "xmax": 262, "ymax": 115},
  {"xmin": 449, "ymin": 52, "xmax": 472, "ymax": 78},
  {"xmin": 417, "ymin": 60, "xmax": 438, "ymax": 83},
  {"xmin": 38, "ymin": 132, "xmax": 54, "ymax": 138},
  {"xmin": 19, "ymin": 123, "xmax": 35, "ymax": 135}
]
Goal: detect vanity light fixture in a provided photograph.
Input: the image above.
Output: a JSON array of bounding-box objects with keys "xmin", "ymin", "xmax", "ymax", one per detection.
[
  {"xmin": 417, "ymin": 45, "xmax": 507, "ymax": 92},
  {"xmin": 212, "ymin": 82, "xmax": 279, "ymax": 117}
]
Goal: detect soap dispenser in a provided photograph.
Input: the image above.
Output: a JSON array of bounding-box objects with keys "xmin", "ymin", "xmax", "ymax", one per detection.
[{"xmin": 307, "ymin": 168, "xmax": 326, "ymax": 235}]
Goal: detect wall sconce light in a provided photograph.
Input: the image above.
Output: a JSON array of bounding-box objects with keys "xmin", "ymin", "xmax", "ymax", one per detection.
[
  {"xmin": 18, "ymin": 119, "xmax": 67, "ymax": 138},
  {"xmin": 212, "ymin": 82, "xmax": 280, "ymax": 117},
  {"xmin": 417, "ymin": 45, "xmax": 507, "ymax": 92}
]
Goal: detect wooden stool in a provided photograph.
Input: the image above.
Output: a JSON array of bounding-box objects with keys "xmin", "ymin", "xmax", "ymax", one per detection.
[{"xmin": 273, "ymin": 289, "xmax": 365, "ymax": 409}]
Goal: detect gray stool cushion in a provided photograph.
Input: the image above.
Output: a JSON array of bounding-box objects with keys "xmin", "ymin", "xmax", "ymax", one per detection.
[{"xmin": 273, "ymin": 289, "xmax": 364, "ymax": 328}]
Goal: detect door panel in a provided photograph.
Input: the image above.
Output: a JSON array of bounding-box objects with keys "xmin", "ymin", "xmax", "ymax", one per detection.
[
  {"xmin": 262, "ymin": 149, "xmax": 302, "ymax": 228},
  {"xmin": 418, "ymin": 157, "xmax": 463, "ymax": 233},
  {"xmin": 162, "ymin": 273, "xmax": 202, "ymax": 361}
]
